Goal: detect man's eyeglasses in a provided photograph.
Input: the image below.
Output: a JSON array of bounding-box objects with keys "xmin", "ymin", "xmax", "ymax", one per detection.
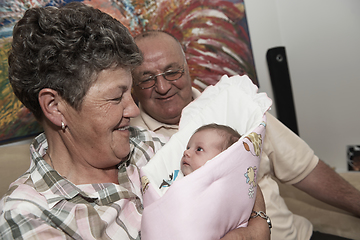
[{"xmin": 136, "ymin": 68, "xmax": 185, "ymax": 89}]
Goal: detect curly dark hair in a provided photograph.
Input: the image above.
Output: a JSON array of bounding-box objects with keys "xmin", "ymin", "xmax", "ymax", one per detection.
[
  {"xmin": 8, "ymin": 2, "xmax": 142, "ymax": 120},
  {"xmin": 195, "ymin": 123, "xmax": 241, "ymax": 151}
]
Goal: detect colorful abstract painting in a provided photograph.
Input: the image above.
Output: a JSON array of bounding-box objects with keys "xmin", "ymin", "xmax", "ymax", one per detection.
[{"xmin": 0, "ymin": 0, "xmax": 257, "ymax": 143}]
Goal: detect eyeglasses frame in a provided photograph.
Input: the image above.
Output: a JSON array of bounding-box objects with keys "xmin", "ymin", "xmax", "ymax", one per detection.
[{"xmin": 135, "ymin": 68, "xmax": 185, "ymax": 89}]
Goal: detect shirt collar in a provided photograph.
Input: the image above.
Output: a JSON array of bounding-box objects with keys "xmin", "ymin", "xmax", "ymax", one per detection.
[
  {"xmin": 29, "ymin": 133, "xmax": 96, "ymax": 208},
  {"xmin": 29, "ymin": 133, "xmax": 140, "ymax": 209},
  {"xmin": 138, "ymin": 104, "xmax": 178, "ymax": 132}
]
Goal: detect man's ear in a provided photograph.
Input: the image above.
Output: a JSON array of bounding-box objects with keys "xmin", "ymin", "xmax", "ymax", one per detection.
[{"xmin": 38, "ymin": 88, "xmax": 63, "ymax": 127}]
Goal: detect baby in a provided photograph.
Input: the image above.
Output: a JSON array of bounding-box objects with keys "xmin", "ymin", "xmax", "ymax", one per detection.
[{"xmin": 181, "ymin": 123, "xmax": 241, "ymax": 176}]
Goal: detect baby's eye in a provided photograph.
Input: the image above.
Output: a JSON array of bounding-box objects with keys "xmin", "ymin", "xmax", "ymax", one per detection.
[{"xmin": 196, "ymin": 147, "xmax": 203, "ymax": 152}]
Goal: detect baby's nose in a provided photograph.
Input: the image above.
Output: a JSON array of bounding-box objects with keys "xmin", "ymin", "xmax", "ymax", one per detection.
[{"xmin": 183, "ymin": 149, "xmax": 191, "ymax": 158}]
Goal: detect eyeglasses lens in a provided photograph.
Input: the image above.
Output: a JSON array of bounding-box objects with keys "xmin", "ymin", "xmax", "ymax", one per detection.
[{"xmin": 138, "ymin": 69, "xmax": 184, "ymax": 89}]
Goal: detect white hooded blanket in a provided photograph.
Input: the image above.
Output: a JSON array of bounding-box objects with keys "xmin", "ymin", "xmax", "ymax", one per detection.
[{"xmin": 139, "ymin": 75, "xmax": 272, "ymax": 240}]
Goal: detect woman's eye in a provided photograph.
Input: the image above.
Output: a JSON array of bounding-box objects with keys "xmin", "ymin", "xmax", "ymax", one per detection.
[{"xmin": 112, "ymin": 96, "xmax": 123, "ymax": 102}]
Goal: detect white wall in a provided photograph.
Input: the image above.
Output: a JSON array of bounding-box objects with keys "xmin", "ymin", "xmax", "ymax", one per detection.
[{"xmin": 244, "ymin": 0, "xmax": 360, "ymax": 172}]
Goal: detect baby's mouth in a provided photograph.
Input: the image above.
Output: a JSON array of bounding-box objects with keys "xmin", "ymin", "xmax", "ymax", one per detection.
[{"xmin": 182, "ymin": 160, "xmax": 190, "ymax": 166}]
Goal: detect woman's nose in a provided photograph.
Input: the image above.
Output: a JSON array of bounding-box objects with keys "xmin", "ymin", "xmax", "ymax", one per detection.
[{"xmin": 124, "ymin": 94, "xmax": 140, "ymax": 118}]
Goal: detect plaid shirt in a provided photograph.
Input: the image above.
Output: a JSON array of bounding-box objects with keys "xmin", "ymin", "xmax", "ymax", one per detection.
[{"xmin": 0, "ymin": 127, "xmax": 167, "ymax": 240}]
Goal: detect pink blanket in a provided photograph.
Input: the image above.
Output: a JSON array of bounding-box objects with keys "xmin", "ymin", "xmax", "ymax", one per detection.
[{"xmin": 139, "ymin": 75, "xmax": 272, "ymax": 240}]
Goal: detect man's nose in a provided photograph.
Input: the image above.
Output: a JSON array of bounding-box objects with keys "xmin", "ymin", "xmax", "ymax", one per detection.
[{"xmin": 154, "ymin": 76, "xmax": 172, "ymax": 94}]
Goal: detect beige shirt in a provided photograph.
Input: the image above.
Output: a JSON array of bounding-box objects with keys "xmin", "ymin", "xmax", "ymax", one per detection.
[{"xmin": 130, "ymin": 88, "xmax": 318, "ymax": 240}]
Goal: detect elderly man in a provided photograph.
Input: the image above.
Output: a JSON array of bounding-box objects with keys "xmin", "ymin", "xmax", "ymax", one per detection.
[{"xmin": 130, "ymin": 30, "xmax": 360, "ymax": 240}]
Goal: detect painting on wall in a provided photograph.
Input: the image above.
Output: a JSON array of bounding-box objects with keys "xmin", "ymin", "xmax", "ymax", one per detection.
[
  {"xmin": 0, "ymin": 0, "xmax": 257, "ymax": 144},
  {"xmin": 0, "ymin": 30, "xmax": 44, "ymax": 144}
]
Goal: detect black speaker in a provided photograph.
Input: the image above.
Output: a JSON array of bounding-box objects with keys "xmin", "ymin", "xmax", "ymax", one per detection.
[{"xmin": 266, "ymin": 46, "xmax": 299, "ymax": 135}]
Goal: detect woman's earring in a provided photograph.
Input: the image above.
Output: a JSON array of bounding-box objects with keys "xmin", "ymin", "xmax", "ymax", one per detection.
[{"xmin": 61, "ymin": 121, "xmax": 65, "ymax": 131}]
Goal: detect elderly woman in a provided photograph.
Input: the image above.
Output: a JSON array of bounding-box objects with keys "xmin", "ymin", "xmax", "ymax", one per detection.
[{"xmin": 0, "ymin": 2, "xmax": 268, "ymax": 239}]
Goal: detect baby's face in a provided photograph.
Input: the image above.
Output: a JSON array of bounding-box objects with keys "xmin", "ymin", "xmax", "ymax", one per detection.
[{"xmin": 181, "ymin": 129, "xmax": 223, "ymax": 176}]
